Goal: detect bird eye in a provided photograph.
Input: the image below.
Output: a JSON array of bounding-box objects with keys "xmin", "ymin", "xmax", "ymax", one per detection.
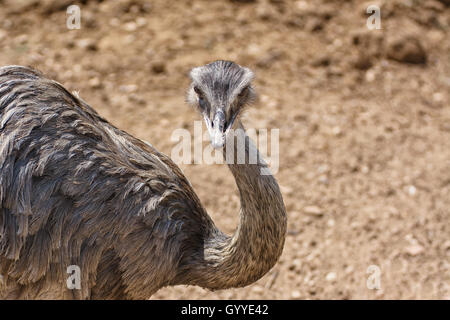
[
  {"xmin": 194, "ymin": 86, "xmax": 202, "ymax": 96},
  {"xmin": 238, "ymin": 86, "xmax": 249, "ymax": 98},
  {"xmin": 194, "ymin": 86, "xmax": 208, "ymax": 110}
]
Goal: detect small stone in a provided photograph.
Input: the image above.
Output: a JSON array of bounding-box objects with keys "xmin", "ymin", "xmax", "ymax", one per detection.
[
  {"xmin": 295, "ymin": 1, "xmax": 309, "ymax": 10},
  {"xmin": 326, "ymin": 272, "xmax": 337, "ymax": 281},
  {"xmin": 444, "ymin": 240, "xmax": 450, "ymax": 249},
  {"xmin": 318, "ymin": 175, "xmax": 329, "ymax": 184},
  {"xmin": 123, "ymin": 22, "xmax": 137, "ymax": 32},
  {"xmin": 16, "ymin": 34, "xmax": 28, "ymax": 44},
  {"xmin": 317, "ymin": 164, "xmax": 330, "ymax": 174},
  {"xmin": 0, "ymin": 29, "xmax": 6, "ymax": 41},
  {"xmin": 76, "ymin": 38, "xmax": 98, "ymax": 51},
  {"xmin": 303, "ymin": 206, "xmax": 323, "ymax": 216},
  {"xmin": 128, "ymin": 94, "xmax": 146, "ymax": 105},
  {"xmin": 327, "ymin": 219, "xmax": 335, "ymax": 227},
  {"xmin": 82, "ymin": 11, "xmax": 97, "ymax": 29},
  {"xmin": 345, "ymin": 265, "xmax": 354, "ymax": 274},
  {"xmin": 331, "ymin": 126, "xmax": 342, "ymax": 136},
  {"xmin": 408, "ymin": 185, "xmax": 417, "ymax": 196},
  {"xmin": 280, "ymin": 185, "xmax": 293, "ymax": 195},
  {"xmin": 251, "ymin": 285, "xmax": 264, "ymax": 293},
  {"xmin": 433, "ymin": 92, "xmax": 443, "ymax": 103},
  {"xmin": 365, "ymin": 70, "xmax": 376, "ymax": 82},
  {"xmin": 311, "ymin": 55, "xmax": 330, "ymax": 67},
  {"xmin": 119, "ymin": 84, "xmax": 138, "ymax": 93},
  {"xmin": 289, "ymin": 258, "xmax": 302, "ymax": 271},
  {"xmin": 136, "ymin": 17, "xmax": 147, "ymax": 27},
  {"xmin": 151, "ymin": 61, "xmax": 166, "ymax": 74},
  {"xmin": 306, "ymin": 16, "xmax": 324, "ymax": 32},
  {"xmin": 405, "ymin": 244, "xmax": 424, "ymax": 256},
  {"xmin": 256, "ymin": 50, "xmax": 284, "ymax": 68},
  {"xmin": 387, "ymin": 35, "xmax": 427, "ymax": 64},
  {"xmin": 256, "ymin": 4, "xmax": 276, "ymax": 20},
  {"xmin": 110, "ymin": 18, "xmax": 120, "ymax": 27},
  {"xmin": 88, "ymin": 77, "xmax": 101, "ymax": 89},
  {"xmin": 354, "ymin": 54, "xmax": 373, "ymax": 70},
  {"xmin": 291, "ymin": 290, "xmax": 301, "ymax": 299}
]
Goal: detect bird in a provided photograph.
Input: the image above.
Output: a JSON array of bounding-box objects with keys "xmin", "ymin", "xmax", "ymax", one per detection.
[{"xmin": 0, "ymin": 60, "xmax": 287, "ymax": 299}]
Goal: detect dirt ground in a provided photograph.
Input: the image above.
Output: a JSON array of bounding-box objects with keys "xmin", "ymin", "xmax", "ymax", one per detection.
[{"xmin": 0, "ymin": 0, "xmax": 449, "ymax": 299}]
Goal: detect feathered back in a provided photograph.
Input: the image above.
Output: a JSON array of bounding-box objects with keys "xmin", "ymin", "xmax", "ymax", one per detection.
[{"xmin": 0, "ymin": 66, "xmax": 213, "ymax": 299}]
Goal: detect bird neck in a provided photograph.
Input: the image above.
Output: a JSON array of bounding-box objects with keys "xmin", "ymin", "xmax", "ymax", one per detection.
[{"xmin": 195, "ymin": 121, "xmax": 287, "ymax": 290}]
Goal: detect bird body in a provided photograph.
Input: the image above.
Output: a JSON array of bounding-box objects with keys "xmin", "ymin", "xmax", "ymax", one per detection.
[{"xmin": 0, "ymin": 61, "xmax": 287, "ymax": 299}]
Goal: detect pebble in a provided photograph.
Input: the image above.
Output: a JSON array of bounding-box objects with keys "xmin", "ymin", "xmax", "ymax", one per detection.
[
  {"xmin": 387, "ymin": 35, "xmax": 427, "ymax": 64},
  {"xmin": 251, "ymin": 285, "xmax": 264, "ymax": 293},
  {"xmin": 256, "ymin": 4, "xmax": 276, "ymax": 21},
  {"xmin": 432, "ymin": 92, "xmax": 443, "ymax": 103},
  {"xmin": 354, "ymin": 54, "xmax": 373, "ymax": 70},
  {"xmin": 305, "ymin": 16, "xmax": 324, "ymax": 32},
  {"xmin": 88, "ymin": 77, "xmax": 101, "ymax": 89},
  {"xmin": 16, "ymin": 34, "xmax": 28, "ymax": 44},
  {"xmin": 331, "ymin": 126, "xmax": 342, "ymax": 136},
  {"xmin": 136, "ymin": 17, "xmax": 148, "ymax": 27},
  {"xmin": 289, "ymin": 258, "xmax": 302, "ymax": 272},
  {"xmin": 311, "ymin": 54, "xmax": 330, "ymax": 67},
  {"xmin": 326, "ymin": 272, "xmax": 337, "ymax": 281},
  {"xmin": 0, "ymin": 29, "xmax": 7, "ymax": 41},
  {"xmin": 119, "ymin": 84, "xmax": 138, "ymax": 93},
  {"xmin": 280, "ymin": 185, "xmax": 293, "ymax": 195},
  {"xmin": 303, "ymin": 205, "xmax": 323, "ymax": 216},
  {"xmin": 405, "ymin": 244, "xmax": 424, "ymax": 256},
  {"xmin": 256, "ymin": 50, "xmax": 284, "ymax": 68},
  {"xmin": 81, "ymin": 10, "xmax": 97, "ymax": 29},
  {"xmin": 291, "ymin": 290, "xmax": 301, "ymax": 299},
  {"xmin": 318, "ymin": 164, "xmax": 330, "ymax": 174},
  {"xmin": 295, "ymin": 1, "xmax": 309, "ymax": 11},
  {"xmin": 76, "ymin": 38, "xmax": 98, "ymax": 51},
  {"xmin": 109, "ymin": 18, "xmax": 120, "ymax": 27},
  {"xmin": 365, "ymin": 70, "xmax": 376, "ymax": 82},
  {"xmin": 318, "ymin": 175, "xmax": 329, "ymax": 184},
  {"xmin": 123, "ymin": 22, "xmax": 137, "ymax": 32},
  {"xmin": 151, "ymin": 61, "xmax": 167, "ymax": 74},
  {"xmin": 443, "ymin": 240, "xmax": 450, "ymax": 250},
  {"xmin": 345, "ymin": 265, "xmax": 354, "ymax": 274}
]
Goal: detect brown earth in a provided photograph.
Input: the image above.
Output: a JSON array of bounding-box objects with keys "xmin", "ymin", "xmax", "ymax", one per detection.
[{"xmin": 0, "ymin": 0, "xmax": 449, "ymax": 299}]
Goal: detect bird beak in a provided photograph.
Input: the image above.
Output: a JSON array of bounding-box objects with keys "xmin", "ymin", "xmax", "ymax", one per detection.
[{"xmin": 205, "ymin": 109, "xmax": 226, "ymax": 149}]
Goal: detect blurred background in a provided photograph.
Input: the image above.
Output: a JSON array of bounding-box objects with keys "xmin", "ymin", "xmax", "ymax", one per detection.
[{"xmin": 0, "ymin": 0, "xmax": 448, "ymax": 299}]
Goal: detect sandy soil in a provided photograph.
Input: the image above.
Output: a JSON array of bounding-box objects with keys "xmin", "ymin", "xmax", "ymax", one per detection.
[{"xmin": 0, "ymin": 0, "xmax": 449, "ymax": 299}]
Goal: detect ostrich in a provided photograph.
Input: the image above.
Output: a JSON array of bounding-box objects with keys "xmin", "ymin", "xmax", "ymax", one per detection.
[{"xmin": 0, "ymin": 60, "xmax": 287, "ymax": 299}]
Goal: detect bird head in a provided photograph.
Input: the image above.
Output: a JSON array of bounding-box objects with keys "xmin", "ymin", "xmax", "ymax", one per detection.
[{"xmin": 187, "ymin": 60, "xmax": 256, "ymax": 149}]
